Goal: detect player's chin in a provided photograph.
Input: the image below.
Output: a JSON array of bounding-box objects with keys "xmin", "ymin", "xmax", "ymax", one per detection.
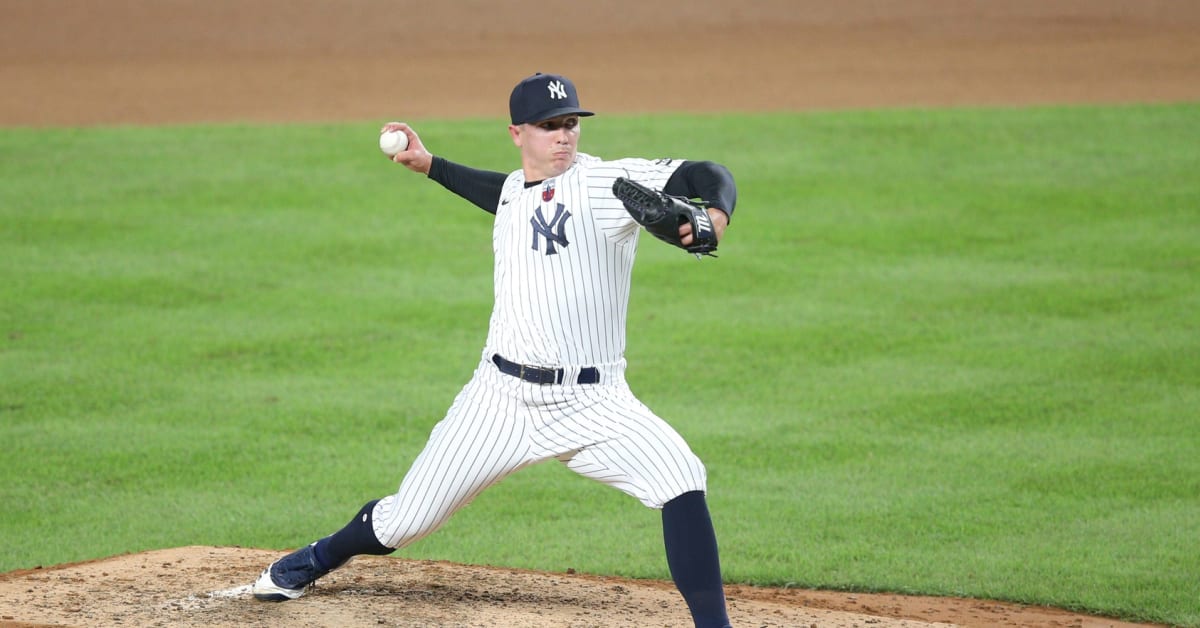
[{"xmin": 548, "ymin": 153, "xmax": 575, "ymax": 174}]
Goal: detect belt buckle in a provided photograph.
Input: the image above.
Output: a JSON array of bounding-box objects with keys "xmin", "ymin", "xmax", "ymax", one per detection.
[{"xmin": 517, "ymin": 364, "xmax": 526, "ymax": 380}]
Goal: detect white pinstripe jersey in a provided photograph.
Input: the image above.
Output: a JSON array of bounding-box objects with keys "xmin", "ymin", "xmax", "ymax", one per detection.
[
  {"xmin": 484, "ymin": 152, "xmax": 682, "ymax": 368},
  {"xmin": 367, "ymin": 154, "xmax": 709, "ymax": 548}
]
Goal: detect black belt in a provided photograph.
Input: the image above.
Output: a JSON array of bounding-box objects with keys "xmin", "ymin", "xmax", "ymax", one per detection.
[{"xmin": 491, "ymin": 354, "xmax": 600, "ymax": 385}]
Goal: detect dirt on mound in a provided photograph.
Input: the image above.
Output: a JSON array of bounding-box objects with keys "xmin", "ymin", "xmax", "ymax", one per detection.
[{"xmin": 0, "ymin": 547, "xmax": 1162, "ymax": 628}]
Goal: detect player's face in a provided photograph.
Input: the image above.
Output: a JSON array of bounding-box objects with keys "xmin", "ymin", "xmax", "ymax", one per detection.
[{"xmin": 511, "ymin": 114, "xmax": 581, "ymax": 180}]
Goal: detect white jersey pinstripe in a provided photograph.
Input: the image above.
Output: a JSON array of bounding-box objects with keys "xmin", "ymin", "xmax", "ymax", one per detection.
[
  {"xmin": 487, "ymin": 153, "xmax": 681, "ymax": 367},
  {"xmin": 371, "ymin": 153, "xmax": 707, "ymax": 549}
]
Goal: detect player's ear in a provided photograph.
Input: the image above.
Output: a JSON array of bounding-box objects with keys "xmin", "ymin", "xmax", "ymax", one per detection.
[{"xmin": 508, "ymin": 124, "xmax": 522, "ymax": 147}]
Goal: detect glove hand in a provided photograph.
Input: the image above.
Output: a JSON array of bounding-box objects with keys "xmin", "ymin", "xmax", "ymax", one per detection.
[
  {"xmin": 612, "ymin": 177, "xmax": 721, "ymax": 257},
  {"xmin": 680, "ymin": 207, "xmax": 728, "ymax": 247}
]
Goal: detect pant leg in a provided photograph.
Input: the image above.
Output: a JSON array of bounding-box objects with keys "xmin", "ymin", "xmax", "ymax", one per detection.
[
  {"xmin": 372, "ymin": 365, "xmax": 533, "ymax": 548},
  {"xmin": 542, "ymin": 383, "xmax": 707, "ymax": 508}
]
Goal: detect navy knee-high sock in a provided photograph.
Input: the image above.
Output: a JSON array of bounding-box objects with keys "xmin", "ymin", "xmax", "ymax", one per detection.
[
  {"xmin": 662, "ymin": 491, "xmax": 731, "ymax": 628},
  {"xmin": 312, "ymin": 499, "xmax": 395, "ymax": 571}
]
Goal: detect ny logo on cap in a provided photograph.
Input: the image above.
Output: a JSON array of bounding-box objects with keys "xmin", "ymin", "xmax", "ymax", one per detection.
[{"xmin": 547, "ymin": 80, "xmax": 567, "ymax": 100}]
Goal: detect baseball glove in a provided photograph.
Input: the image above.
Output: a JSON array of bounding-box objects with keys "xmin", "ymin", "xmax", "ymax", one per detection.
[{"xmin": 612, "ymin": 177, "xmax": 718, "ymax": 257}]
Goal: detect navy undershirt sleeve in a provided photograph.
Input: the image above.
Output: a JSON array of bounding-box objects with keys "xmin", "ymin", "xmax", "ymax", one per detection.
[
  {"xmin": 427, "ymin": 156, "xmax": 507, "ymax": 214},
  {"xmin": 662, "ymin": 160, "xmax": 738, "ymax": 222}
]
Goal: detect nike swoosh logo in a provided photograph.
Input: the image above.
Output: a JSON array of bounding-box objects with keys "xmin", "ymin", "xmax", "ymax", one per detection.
[{"xmin": 501, "ymin": 199, "xmax": 511, "ymax": 205}]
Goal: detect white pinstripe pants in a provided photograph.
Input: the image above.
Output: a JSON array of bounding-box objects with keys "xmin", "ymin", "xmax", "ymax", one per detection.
[{"xmin": 372, "ymin": 356, "xmax": 707, "ymax": 549}]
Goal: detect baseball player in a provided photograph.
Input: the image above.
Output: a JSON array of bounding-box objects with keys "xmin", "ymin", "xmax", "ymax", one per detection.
[{"xmin": 252, "ymin": 72, "xmax": 738, "ymax": 628}]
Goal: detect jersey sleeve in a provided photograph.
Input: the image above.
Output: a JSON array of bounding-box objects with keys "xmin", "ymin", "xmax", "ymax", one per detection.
[{"xmin": 586, "ymin": 157, "xmax": 684, "ymax": 242}]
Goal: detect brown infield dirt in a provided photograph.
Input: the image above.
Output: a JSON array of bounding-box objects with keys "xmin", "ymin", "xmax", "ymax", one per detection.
[{"xmin": 2, "ymin": 1, "xmax": 1198, "ymax": 627}]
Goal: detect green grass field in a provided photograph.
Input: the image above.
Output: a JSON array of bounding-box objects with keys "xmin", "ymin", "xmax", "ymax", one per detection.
[{"xmin": 2, "ymin": 103, "xmax": 1198, "ymax": 626}]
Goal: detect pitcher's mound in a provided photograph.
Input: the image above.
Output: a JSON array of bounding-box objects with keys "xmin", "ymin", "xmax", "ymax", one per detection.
[{"xmin": 0, "ymin": 546, "xmax": 1159, "ymax": 628}]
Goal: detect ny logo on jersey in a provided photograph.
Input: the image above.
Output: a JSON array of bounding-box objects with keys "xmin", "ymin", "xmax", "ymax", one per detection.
[
  {"xmin": 531, "ymin": 203, "xmax": 571, "ymax": 255},
  {"xmin": 547, "ymin": 80, "xmax": 567, "ymax": 100}
]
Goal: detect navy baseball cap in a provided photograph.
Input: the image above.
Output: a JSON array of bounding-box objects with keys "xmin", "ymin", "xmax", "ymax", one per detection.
[{"xmin": 509, "ymin": 73, "xmax": 594, "ymax": 125}]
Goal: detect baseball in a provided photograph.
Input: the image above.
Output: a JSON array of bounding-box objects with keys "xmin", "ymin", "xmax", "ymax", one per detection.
[{"xmin": 379, "ymin": 130, "xmax": 409, "ymax": 156}]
